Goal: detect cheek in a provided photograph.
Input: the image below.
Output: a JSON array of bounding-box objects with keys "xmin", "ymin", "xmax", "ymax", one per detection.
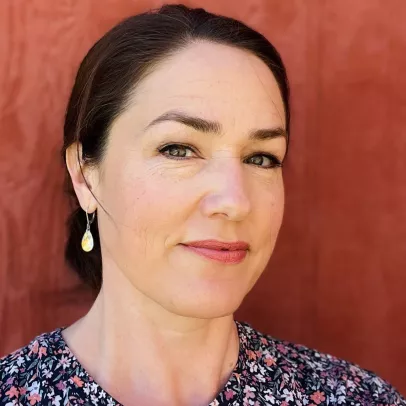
[
  {"xmin": 99, "ymin": 161, "xmax": 191, "ymax": 252},
  {"xmin": 245, "ymin": 179, "xmax": 284, "ymax": 285},
  {"xmin": 271, "ymin": 181, "xmax": 285, "ymax": 225},
  {"xmin": 256, "ymin": 169, "xmax": 284, "ymax": 209},
  {"xmin": 253, "ymin": 177, "xmax": 285, "ymax": 247}
]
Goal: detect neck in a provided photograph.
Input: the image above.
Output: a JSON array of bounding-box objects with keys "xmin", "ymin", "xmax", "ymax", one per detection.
[{"xmin": 62, "ymin": 271, "xmax": 240, "ymax": 406}]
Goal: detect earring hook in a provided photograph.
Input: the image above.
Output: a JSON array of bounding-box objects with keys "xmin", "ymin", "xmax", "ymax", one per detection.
[{"xmin": 86, "ymin": 205, "xmax": 96, "ymax": 229}]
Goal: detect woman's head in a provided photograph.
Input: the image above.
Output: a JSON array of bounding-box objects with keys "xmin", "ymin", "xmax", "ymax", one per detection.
[{"xmin": 63, "ymin": 4, "xmax": 289, "ymax": 318}]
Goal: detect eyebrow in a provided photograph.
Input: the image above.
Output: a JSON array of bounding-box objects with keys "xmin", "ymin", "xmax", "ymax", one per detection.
[{"xmin": 144, "ymin": 110, "xmax": 288, "ymax": 141}]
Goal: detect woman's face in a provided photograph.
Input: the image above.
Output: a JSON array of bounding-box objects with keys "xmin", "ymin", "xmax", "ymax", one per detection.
[{"xmin": 91, "ymin": 41, "xmax": 287, "ymax": 318}]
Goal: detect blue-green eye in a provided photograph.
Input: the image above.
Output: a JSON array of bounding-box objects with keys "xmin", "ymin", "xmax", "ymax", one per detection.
[
  {"xmin": 158, "ymin": 143, "xmax": 283, "ymax": 169},
  {"xmin": 158, "ymin": 144, "xmax": 196, "ymax": 159},
  {"xmin": 245, "ymin": 154, "xmax": 282, "ymax": 169}
]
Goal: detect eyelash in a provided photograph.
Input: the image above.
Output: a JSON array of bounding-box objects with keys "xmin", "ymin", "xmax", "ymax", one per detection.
[{"xmin": 157, "ymin": 143, "xmax": 283, "ymax": 169}]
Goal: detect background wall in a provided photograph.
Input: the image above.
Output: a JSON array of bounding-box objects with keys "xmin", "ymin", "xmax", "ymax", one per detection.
[{"xmin": 1, "ymin": 0, "xmax": 405, "ymax": 394}]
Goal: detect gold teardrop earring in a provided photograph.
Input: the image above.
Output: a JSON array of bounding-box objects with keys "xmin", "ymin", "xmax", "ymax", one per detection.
[{"xmin": 81, "ymin": 209, "xmax": 96, "ymax": 252}]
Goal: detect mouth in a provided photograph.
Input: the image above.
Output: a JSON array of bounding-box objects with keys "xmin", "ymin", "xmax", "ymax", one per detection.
[{"xmin": 180, "ymin": 240, "xmax": 249, "ymax": 265}]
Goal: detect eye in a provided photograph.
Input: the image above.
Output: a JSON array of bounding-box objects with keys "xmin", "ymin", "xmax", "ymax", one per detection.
[
  {"xmin": 245, "ymin": 154, "xmax": 282, "ymax": 169},
  {"xmin": 158, "ymin": 143, "xmax": 197, "ymax": 159}
]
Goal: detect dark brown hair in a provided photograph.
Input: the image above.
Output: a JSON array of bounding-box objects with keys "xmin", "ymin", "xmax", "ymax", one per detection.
[{"xmin": 62, "ymin": 3, "xmax": 290, "ymax": 292}]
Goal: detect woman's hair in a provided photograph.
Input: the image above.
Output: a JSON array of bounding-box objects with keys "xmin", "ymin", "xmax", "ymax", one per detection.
[{"xmin": 61, "ymin": 3, "xmax": 290, "ymax": 292}]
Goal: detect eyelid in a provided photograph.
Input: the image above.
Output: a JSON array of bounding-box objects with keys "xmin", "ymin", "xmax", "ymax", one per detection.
[
  {"xmin": 247, "ymin": 151, "xmax": 284, "ymax": 165},
  {"xmin": 158, "ymin": 142, "xmax": 200, "ymax": 154},
  {"xmin": 157, "ymin": 143, "xmax": 201, "ymax": 161}
]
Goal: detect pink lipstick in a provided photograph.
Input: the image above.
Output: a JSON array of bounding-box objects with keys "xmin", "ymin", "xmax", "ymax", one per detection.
[{"xmin": 181, "ymin": 240, "xmax": 249, "ymax": 264}]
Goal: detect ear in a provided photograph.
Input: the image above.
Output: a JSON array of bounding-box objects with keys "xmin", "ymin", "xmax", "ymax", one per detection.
[{"xmin": 65, "ymin": 142, "xmax": 99, "ymax": 213}]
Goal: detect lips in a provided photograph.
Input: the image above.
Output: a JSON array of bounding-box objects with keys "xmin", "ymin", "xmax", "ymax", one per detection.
[{"xmin": 181, "ymin": 239, "xmax": 249, "ymax": 264}]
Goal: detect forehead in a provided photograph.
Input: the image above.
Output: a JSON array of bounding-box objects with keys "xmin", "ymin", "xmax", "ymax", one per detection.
[{"xmin": 129, "ymin": 41, "xmax": 286, "ymax": 130}]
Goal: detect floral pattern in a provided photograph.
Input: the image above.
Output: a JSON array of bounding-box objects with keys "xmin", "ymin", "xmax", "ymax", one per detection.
[{"xmin": 0, "ymin": 321, "xmax": 404, "ymax": 405}]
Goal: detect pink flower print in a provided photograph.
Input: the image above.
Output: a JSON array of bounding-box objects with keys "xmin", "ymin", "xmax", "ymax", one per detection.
[
  {"xmin": 247, "ymin": 350, "xmax": 257, "ymax": 360},
  {"xmin": 243, "ymin": 386, "xmax": 256, "ymax": 399},
  {"xmin": 28, "ymin": 341, "xmax": 39, "ymax": 357},
  {"xmin": 265, "ymin": 355, "xmax": 276, "ymax": 367},
  {"xmin": 276, "ymin": 343, "xmax": 288, "ymax": 355},
  {"xmin": 5, "ymin": 386, "xmax": 19, "ymax": 399},
  {"xmin": 38, "ymin": 347, "xmax": 47, "ymax": 359},
  {"xmin": 56, "ymin": 380, "xmax": 66, "ymax": 391},
  {"xmin": 225, "ymin": 389, "xmax": 235, "ymax": 400},
  {"xmin": 71, "ymin": 375, "xmax": 84, "ymax": 387},
  {"xmin": 28, "ymin": 393, "xmax": 41, "ymax": 405},
  {"xmin": 310, "ymin": 391, "xmax": 326, "ymax": 405}
]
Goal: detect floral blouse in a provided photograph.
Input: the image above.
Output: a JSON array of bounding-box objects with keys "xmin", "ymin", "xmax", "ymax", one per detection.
[{"xmin": 0, "ymin": 321, "xmax": 404, "ymax": 405}]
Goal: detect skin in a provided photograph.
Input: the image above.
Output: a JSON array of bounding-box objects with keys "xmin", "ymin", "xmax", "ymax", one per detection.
[{"xmin": 65, "ymin": 40, "xmax": 287, "ymax": 405}]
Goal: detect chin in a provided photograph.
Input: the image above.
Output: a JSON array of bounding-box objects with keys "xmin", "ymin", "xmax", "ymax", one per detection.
[{"xmin": 163, "ymin": 289, "xmax": 244, "ymax": 319}]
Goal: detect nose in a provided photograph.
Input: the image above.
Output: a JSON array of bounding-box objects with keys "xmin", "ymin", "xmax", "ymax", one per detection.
[{"xmin": 199, "ymin": 158, "xmax": 251, "ymax": 222}]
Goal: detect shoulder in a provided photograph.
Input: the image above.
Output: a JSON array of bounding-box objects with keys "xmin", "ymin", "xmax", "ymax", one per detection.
[
  {"xmin": 0, "ymin": 328, "xmax": 67, "ymax": 405},
  {"xmin": 237, "ymin": 321, "xmax": 405, "ymax": 405}
]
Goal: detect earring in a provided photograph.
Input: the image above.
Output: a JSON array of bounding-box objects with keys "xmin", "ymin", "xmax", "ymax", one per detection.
[{"xmin": 81, "ymin": 209, "xmax": 96, "ymax": 252}]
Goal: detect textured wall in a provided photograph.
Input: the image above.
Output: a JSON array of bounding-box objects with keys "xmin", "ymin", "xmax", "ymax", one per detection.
[{"xmin": 0, "ymin": 0, "xmax": 405, "ymax": 393}]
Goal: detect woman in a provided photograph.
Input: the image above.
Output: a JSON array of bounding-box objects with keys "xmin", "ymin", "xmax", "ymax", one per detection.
[{"xmin": 0, "ymin": 4, "xmax": 404, "ymax": 406}]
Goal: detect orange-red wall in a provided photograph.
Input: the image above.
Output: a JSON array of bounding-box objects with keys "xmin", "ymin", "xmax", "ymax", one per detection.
[{"xmin": 1, "ymin": 0, "xmax": 405, "ymax": 394}]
